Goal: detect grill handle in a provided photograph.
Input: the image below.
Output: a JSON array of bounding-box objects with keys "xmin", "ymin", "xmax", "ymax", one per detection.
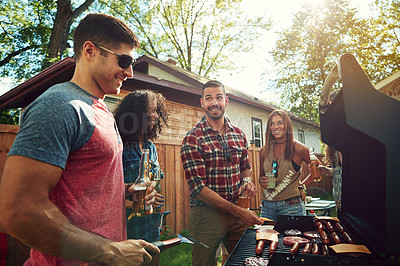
[{"xmin": 319, "ymin": 63, "xmax": 340, "ymax": 114}]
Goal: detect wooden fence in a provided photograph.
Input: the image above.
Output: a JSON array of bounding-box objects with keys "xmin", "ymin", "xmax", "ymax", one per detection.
[
  {"xmin": 0, "ymin": 124, "xmax": 331, "ymax": 236},
  {"xmin": 0, "ymin": 124, "xmax": 18, "ymax": 176}
]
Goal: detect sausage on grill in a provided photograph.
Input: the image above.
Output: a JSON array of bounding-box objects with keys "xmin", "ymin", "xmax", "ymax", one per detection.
[
  {"xmin": 255, "ymin": 240, "xmax": 265, "ymax": 255},
  {"xmin": 325, "ymin": 221, "xmax": 335, "ymax": 233},
  {"xmin": 302, "ymin": 242, "xmax": 312, "ymax": 254},
  {"xmin": 315, "ymin": 221, "xmax": 325, "ymax": 232},
  {"xmin": 331, "ymin": 232, "xmax": 342, "ymax": 244},
  {"xmin": 319, "ymin": 231, "xmax": 331, "ymax": 245},
  {"xmin": 289, "ymin": 242, "xmax": 300, "ymax": 254},
  {"xmin": 312, "ymin": 243, "xmax": 320, "ymax": 255},
  {"xmin": 342, "ymin": 231, "xmax": 355, "ymax": 244},
  {"xmin": 335, "ymin": 222, "xmax": 345, "ymax": 233},
  {"xmin": 269, "ymin": 241, "xmax": 278, "ymax": 255}
]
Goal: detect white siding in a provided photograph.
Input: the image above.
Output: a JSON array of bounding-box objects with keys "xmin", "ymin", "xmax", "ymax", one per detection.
[{"xmin": 226, "ymin": 99, "xmax": 321, "ymax": 153}]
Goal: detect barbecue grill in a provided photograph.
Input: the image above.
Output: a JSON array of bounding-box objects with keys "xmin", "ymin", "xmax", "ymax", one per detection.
[{"xmin": 224, "ymin": 54, "xmax": 400, "ymax": 265}]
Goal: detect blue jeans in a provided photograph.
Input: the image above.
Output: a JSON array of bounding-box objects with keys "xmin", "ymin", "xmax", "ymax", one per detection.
[{"xmin": 261, "ymin": 196, "xmax": 306, "ymax": 221}]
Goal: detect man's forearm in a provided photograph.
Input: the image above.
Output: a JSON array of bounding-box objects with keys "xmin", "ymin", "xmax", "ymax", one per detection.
[
  {"xmin": 195, "ymin": 186, "xmax": 263, "ymax": 227},
  {"xmin": 2, "ymin": 199, "xmax": 114, "ymax": 264}
]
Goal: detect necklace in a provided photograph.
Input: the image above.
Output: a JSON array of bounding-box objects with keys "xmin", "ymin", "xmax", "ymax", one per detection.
[{"xmin": 273, "ymin": 140, "xmax": 287, "ymax": 144}]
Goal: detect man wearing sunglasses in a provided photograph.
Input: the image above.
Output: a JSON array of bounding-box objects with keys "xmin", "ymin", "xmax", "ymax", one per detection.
[
  {"xmin": 0, "ymin": 13, "xmax": 160, "ymax": 265},
  {"xmin": 181, "ymin": 80, "xmax": 263, "ymax": 266}
]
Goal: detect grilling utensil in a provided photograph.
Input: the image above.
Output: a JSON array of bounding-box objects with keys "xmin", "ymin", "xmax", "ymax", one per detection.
[{"xmin": 152, "ymin": 234, "xmax": 209, "ymax": 252}]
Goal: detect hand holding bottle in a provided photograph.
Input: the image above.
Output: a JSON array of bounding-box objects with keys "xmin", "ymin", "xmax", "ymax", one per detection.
[
  {"xmin": 309, "ymin": 148, "xmax": 322, "ymax": 182},
  {"xmin": 151, "ymin": 165, "xmax": 164, "ymax": 212},
  {"xmin": 130, "ymin": 149, "xmax": 152, "ymax": 218}
]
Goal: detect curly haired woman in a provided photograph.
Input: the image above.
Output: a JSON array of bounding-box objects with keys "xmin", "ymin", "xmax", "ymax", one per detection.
[{"xmin": 114, "ymin": 89, "xmax": 168, "ymax": 266}]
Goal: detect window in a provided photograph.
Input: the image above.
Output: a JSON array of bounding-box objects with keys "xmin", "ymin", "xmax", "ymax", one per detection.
[
  {"xmin": 252, "ymin": 118, "xmax": 263, "ymax": 148},
  {"xmin": 298, "ymin": 129, "xmax": 305, "ymax": 144}
]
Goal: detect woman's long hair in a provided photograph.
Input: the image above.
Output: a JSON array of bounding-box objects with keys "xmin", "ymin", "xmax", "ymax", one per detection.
[
  {"xmin": 114, "ymin": 90, "xmax": 168, "ymax": 145},
  {"xmin": 323, "ymin": 144, "xmax": 337, "ymax": 167},
  {"xmin": 260, "ymin": 109, "xmax": 294, "ymax": 161}
]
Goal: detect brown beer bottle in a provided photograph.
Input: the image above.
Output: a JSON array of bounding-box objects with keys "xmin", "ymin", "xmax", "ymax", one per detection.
[
  {"xmin": 152, "ymin": 165, "xmax": 162, "ymax": 213},
  {"xmin": 309, "ymin": 148, "xmax": 322, "ymax": 182},
  {"xmin": 131, "ymin": 149, "xmax": 152, "ymax": 217}
]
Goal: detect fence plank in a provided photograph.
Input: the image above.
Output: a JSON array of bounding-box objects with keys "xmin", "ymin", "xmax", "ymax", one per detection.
[
  {"xmin": 174, "ymin": 145, "xmax": 185, "ymax": 234},
  {"xmin": 0, "ymin": 125, "xmax": 18, "ymax": 176},
  {"xmin": 164, "ymin": 144, "xmax": 177, "ymax": 233}
]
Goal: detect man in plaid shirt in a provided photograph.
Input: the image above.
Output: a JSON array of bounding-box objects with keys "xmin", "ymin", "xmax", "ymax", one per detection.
[{"xmin": 181, "ymin": 80, "xmax": 263, "ymax": 266}]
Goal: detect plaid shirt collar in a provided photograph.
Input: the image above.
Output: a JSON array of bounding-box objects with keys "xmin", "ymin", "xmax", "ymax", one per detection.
[{"xmin": 199, "ymin": 115, "xmax": 233, "ymax": 134}]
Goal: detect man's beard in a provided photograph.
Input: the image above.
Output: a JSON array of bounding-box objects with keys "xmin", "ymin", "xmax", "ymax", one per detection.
[{"xmin": 204, "ymin": 105, "xmax": 224, "ymax": 120}]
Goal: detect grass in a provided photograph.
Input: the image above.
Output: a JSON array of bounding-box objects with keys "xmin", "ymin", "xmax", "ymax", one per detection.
[
  {"xmin": 159, "ymin": 243, "xmax": 192, "ymax": 266},
  {"xmin": 159, "ymin": 244, "xmax": 224, "ymax": 266},
  {"xmin": 158, "ymin": 227, "xmax": 224, "ymax": 266},
  {"xmin": 159, "ymin": 228, "xmax": 192, "ymax": 266}
]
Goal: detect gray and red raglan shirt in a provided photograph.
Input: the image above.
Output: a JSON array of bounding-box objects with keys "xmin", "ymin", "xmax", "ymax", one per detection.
[{"xmin": 8, "ymin": 82, "xmax": 124, "ymax": 265}]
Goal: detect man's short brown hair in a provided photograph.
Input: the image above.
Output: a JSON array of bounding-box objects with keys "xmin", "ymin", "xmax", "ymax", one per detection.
[
  {"xmin": 202, "ymin": 80, "xmax": 225, "ymax": 97},
  {"xmin": 73, "ymin": 13, "xmax": 140, "ymax": 59}
]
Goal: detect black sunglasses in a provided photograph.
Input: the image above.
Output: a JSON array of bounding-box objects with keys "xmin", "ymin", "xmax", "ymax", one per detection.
[
  {"xmin": 93, "ymin": 42, "xmax": 136, "ymax": 69},
  {"xmin": 272, "ymin": 160, "xmax": 278, "ymax": 177},
  {"xmin": 221, "ymin": 141, "xmax": 233, "ymax": 163}
]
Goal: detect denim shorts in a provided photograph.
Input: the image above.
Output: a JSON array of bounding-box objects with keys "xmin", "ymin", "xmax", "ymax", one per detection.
[{"xmin": 261, "ymin": 196, "xmax": 306, "ymax": 221}]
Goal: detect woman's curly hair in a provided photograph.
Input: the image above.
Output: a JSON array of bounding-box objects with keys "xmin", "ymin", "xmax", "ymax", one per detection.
[{"xmin": 114, "ymin": 90, "xmax": 169, "ymax": 145}]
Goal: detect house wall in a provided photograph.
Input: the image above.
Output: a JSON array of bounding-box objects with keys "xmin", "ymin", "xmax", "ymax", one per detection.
[
  {"xmin": 158, "ymin": 101, "xmax": 203, "ymax": 144},
  {"xmin": 226, "ymin": 99, "xmax": 322, "ymax": 153}
]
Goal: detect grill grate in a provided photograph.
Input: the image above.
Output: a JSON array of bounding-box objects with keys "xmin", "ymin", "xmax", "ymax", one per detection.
[
  {"xmin": 224, "ymin": 228, "xmax": 330, "ymax": 265},
  {"xmin": 224, "ymin": 229, "xmax": 313, "ymax": 265}
]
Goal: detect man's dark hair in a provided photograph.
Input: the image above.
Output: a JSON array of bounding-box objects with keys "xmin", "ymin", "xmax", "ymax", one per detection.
[
  {"xmin": 114, "ymin": 90, "xmax": 169, "ymax": 145},
  {"xmin": 73, "ymin": 13, "xmax": 140, "ymax": 59},
  {"xmin": 202, "ymin": 80, "xmax": 225, "ymax": 97}
]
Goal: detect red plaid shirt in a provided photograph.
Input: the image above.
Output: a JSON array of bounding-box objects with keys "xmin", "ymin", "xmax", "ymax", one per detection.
[{"xmin": 181, "ymin": 116, "xmax": 251, "ymax": 206}]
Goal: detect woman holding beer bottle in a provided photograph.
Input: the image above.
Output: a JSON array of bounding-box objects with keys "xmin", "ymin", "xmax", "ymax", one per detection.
[
  {"xmin": 259, "ymin": 109, "xmax": 321, "ymax": 221},
  {"xmin": 114, "ymin": 90, "xmax": 168, "ymax": 266}
]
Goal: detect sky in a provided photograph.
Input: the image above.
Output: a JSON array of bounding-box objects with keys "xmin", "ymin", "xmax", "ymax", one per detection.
[
  {"xmin": 218, "ymin": 0, "xmax": 375, "ymax": 103},
  {"xmin": 0, "ymin": 0, "xmax": 374, "ymax": 98}
]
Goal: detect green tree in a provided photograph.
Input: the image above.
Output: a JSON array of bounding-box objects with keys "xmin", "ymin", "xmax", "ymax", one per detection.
[
  {"xmin": 0, "ymin": 0, "xmax": 94, "ymax": 82},
  {"xmin": 354, "ymin": 0, "xmax": 400, "ymax": 82},
  {"xmin": 97, "ymin": 0, "xmax": 271, "ymax": 77},
  {"xmin": 269, "ymin": 0, "xmax": 400, "ymax": 122},
  {"xmin": 0, "ymin": 109, "xmax": 19, "ymax": 125}
]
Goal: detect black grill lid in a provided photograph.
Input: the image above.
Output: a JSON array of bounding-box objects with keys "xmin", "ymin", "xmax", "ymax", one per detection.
[{"xmin": 319, "ymin": 54, "xmax": 400, "ymax": 256}]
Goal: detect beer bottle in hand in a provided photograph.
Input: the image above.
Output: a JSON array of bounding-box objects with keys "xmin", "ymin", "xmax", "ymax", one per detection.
[
  {"xmin": 152, "ymin": 165, "xmax": 162, "ymax": 213},
  {"xmin": 309, "ymin": 148, "xmax": 322, "ymax": 182},
  {"xmin": 130, "ymin": 149, "xmax": 152, "ymax": 218}
]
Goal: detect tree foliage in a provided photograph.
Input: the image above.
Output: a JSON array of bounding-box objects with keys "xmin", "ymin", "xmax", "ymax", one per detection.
[
  {"xmin": 96, "ymin": 0, "xmax": 271, "ymax": 77},
  {"xmin": 0, "ymin": 0, "xmax": 94, "ymax": 82},
  {"xmin": 0, "ymin": 109, "xmax": 19, "ymax": 125},
  {"xmin": 269, "ymin": 0, "xmax": 400, "ymax": 122},
  {"xmin": 0, "ymin": 1, "xmax": 54, "ymax": 81}
]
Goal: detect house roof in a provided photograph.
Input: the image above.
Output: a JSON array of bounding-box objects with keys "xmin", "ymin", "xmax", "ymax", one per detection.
[
  {"xmin": 374, "ymin": 70, "xmax": 400, "ymax": 101},
  {"xmin": 0, "ymin": 55, "xmax": 319, "ymax": 128},
  {"xmin": 0, "ymin": 57, "xmax": 76, "ymax": 111}
]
